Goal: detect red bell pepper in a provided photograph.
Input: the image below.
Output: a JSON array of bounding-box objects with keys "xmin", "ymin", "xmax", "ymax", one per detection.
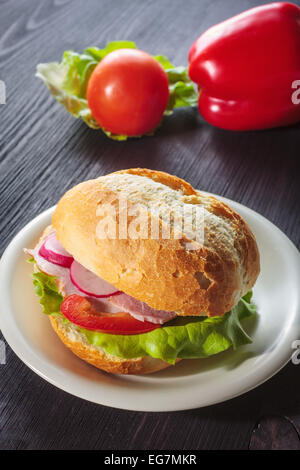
[{"xmin": 188, "ymin": 2, "xmax": 300, "ymax": 130}]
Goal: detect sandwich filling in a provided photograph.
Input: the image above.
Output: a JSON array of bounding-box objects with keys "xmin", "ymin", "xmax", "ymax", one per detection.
[
  {"xmin": 25, "ymin": 229, "xmax": 176, "ymax": 324},
  {"xmin": 25, "ymin": 229, "xmax": 257, "ymax": 364}
]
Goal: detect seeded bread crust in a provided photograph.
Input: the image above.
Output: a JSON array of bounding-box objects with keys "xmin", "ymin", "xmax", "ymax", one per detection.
[{"xmin": 52, "ymin": 168, "xmax": 260, "ymax": 316}]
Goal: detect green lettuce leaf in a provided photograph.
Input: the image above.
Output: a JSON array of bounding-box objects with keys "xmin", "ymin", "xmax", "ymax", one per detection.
[
  {"xmin": 32, "ymin": 272, "xmax": 63, "ymax": 315},
  {"xmin": 36, "ymin": 41, "xmax": 198, "ymax": 140},
  {"xmin": 80, "ymin": 296, "xmax": 256, "ymax": 363},
  {"xmin": 31, "ymin": 270, "xmax": 256, "ymax": 364},
  {"xmin": 154, "ymin": 55, "xmax": 198, "ymax": 112}
]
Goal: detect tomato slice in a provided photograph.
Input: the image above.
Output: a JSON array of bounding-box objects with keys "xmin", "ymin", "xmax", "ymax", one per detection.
[{"xmin": 60, "ymin": 295, "xmax": 161, "ymax": 335}]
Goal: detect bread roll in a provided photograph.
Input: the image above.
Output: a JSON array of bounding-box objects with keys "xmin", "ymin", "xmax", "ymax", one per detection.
[{"xmin": 52, "ymin": 168, "xmax": 260, "ymax": 317}]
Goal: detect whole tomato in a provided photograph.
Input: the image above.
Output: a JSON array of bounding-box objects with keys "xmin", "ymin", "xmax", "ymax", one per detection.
[{"xmin": 87, "ymin": 48, "xmax": 169, "ymax": 136}]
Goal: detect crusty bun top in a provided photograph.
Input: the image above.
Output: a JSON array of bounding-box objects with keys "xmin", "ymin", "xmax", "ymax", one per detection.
[{"xmin": 52, "ymin": 168, "xmax": 260, "ymax": 317}]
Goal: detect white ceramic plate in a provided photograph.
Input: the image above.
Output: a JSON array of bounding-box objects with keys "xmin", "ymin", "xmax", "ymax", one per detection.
[{"xmin": 0, "ymin": 197, "xmax": 300, "ymax": 411}]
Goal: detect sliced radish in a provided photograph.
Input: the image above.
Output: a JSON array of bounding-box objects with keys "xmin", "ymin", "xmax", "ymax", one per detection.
[
  {"xmin": 39, "ymin": 233, "xmax": 74, "ymax": 268},
  {"xmin": 70, "ymin": 260, "xmax": 121, "ymax": 298}
]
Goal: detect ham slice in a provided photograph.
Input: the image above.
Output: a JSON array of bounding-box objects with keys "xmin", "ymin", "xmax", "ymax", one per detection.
[
  {"xmin": 108, "ymin": 293, "xmax": 176, "ymax": 325},
  {"xmin": 25, "ymin": 230, "xmax": 177, "ymax": 324}
]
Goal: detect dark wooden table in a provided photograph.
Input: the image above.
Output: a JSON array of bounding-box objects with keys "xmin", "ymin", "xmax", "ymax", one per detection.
[{"xmin": 0, "ymin": 0, "xmax": 299, "ymax": 451}]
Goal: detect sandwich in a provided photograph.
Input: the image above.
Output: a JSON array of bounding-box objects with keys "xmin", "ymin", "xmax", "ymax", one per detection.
[{"xmin": 25, "ymin": 168, "xmax": 260, "ymax": 374}]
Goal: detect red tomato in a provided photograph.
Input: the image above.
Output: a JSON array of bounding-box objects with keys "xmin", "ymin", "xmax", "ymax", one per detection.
[
  {"xmin": 61, "ymin": 294, "xmax": 161, "ymax": 335},
  {"xmin": 87, "ymin": 49, "xmax": 169, "ymax": 136}
]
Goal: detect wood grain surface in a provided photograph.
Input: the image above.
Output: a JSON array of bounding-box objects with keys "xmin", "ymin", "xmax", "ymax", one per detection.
[{"xmin": 0, "ymin": 0, "xmax": 299, "ymax": 450}]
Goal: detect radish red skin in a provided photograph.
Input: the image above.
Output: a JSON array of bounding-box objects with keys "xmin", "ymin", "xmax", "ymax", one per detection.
[
  {"xmin": 87, "ymin": 49, "xmax": 170, "ymax": 136},
  {"xmin": 61, "ymin": 295, "xmax": 161, "ymax": 335},
  {"xmin": 39, "ymin": 234, "xmax": 73, "ymax": 268},
  {"xmin": 70, "ymin": 260, "xmax": 121, "ymax": 298}
]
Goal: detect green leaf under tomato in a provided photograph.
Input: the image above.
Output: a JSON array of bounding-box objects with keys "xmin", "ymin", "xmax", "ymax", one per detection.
[
  {"xmin": 36, "ymin": 41, "xmax": 198, "ymax": 140},
  {"xmin": 31, "ymin": 269, "xmax": 257, "ymax": 364},
  {"xmin": 154, "ymin": 55, "xmax": 198, "ymax": 111}
]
